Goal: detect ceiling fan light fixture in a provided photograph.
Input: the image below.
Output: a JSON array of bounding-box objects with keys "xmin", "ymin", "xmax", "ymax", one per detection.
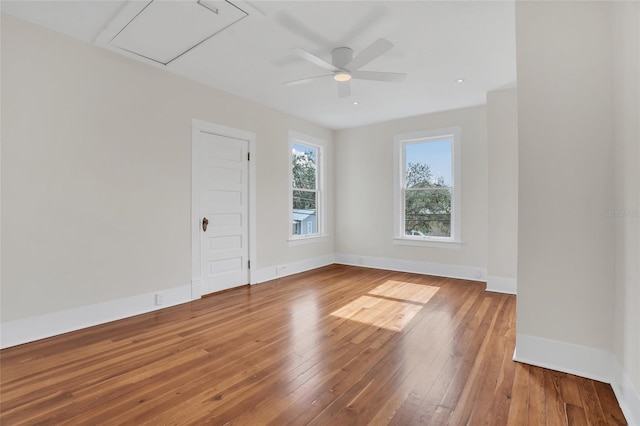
[{"xmin": 334, "ymin": 72, "xmax": 352, "ymax": 82}]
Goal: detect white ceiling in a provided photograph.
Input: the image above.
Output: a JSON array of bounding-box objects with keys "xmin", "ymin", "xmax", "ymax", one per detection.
[{"xmin": 1, "ymin": 0, "xmax": 517, "ymax": 130}]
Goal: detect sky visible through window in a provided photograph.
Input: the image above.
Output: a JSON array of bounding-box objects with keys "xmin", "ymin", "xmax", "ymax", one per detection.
[
  {"xmin": 405, "ymin": 139, "xmax": 452, "ymax": 186},
  {"xmin": 292, "ymin": 143, "xmax": 315, "ymax": 158}
]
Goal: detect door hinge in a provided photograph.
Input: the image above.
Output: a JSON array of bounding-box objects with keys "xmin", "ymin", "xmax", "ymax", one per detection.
[
  {"xmin": 248, "ymin": 260, "xmax": 251, "ymax": 269},
  {"xmin": 247, "ymin": 152, "xmax": 250, "ymax": 161}
]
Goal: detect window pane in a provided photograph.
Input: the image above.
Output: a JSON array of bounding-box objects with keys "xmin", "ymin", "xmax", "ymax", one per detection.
[
  {"xmin": 405, "ymin": 139, "xmax": 452, "ymax": 188},
  {"xmin": 405, "ymin": 188, "xmax": 451, "ymax": 237},
  {"xmin": 292, "ymin": 190, "xmax": 317, "ymax": 235},
  {"xmin": 292, "ymin": 143, "xmax": 317, "ymax": 190}
]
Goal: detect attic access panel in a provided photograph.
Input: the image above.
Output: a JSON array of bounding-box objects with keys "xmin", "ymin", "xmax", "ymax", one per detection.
[{"xmin": 110, "ymin": 0, "xmax": 248, "ymax": 65}]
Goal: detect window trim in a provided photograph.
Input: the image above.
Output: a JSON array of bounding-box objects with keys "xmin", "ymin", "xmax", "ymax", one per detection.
[
  {"xmin": 288, "ymin": 131, "xmax": 327, "ymax": 244},
  {"xmin": 393, "ymin": 126, "xmax": 462, "ymax": 247}
]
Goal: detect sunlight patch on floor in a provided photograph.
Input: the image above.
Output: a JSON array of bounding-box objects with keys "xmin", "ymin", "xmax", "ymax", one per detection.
[{"xmin": 330, "ymin": 280, "xmax": 440, "ymax": 331}]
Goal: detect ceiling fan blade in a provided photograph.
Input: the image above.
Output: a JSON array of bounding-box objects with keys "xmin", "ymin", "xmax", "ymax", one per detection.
[
  {"xmin": 283, "ymin": 74, "xmax": 333, "ymax": 86},
  {"xmin": 345, "ymin": 38, "xmax": 393, "ymax": 71},
  {"xmin": 351, "ymin": 70, "xmax": 407, "ymax": 82},
  {"xmin": 337, "ymin": 81, "xmax": 351, "ymax": 98},
  {"xmin": 291, "ymin": 48, "xmax": 339, "ymax": 72}
]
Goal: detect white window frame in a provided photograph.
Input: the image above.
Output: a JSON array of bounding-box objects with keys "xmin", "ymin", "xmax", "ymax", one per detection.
[
  {"xmin": 288, "ymin": 131, "xmax": 327, "ymax": 246},
  {"xmin": 393, "ymin": 126, "xmax": 462, "ymax": 248}
]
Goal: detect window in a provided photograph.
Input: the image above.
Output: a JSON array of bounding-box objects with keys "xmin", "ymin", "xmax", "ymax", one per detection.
[
  {"xmin": 394, "ymin": 127, "xmax": 461, "ymax": 246},
  {"xmin": 289, "ymin": 131, "xmax": 326, "ymax": 243}
]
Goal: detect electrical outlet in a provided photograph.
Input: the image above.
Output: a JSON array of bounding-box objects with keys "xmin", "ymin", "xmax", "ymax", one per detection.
[{"xmin": 155, "ymin": 293, "xmax": 164, "ymax": 306}]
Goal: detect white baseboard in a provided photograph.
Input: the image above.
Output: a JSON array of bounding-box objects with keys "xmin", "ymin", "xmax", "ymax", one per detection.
[
  {"xmin": 251, "ymin": 254, "xmax": 336, "ymax": 284},
  {"xmin": 612, "ymin": 356, "xmax": 640, "ymax": 426},
  {"xmin": 513, "ymin": 333, "xmax": 612, "ymax": 383},
  {"xmin": 334, "ymin": 253, "xmax": 487, "ymax": 282},
  {"xmin": 486, "ymin": 275, "xmax": 517, "ymax": 294},
  {"xmin": 0, "ymin": 284, "xmax": 192, "ymax": 349}
]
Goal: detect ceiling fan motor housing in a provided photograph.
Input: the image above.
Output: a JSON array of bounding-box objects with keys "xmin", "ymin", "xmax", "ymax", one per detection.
[{"xmin": 332, "ymin": 47, "xmax": 354, "ymax": 69}]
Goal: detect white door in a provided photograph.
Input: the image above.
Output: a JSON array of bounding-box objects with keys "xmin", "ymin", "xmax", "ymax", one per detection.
[{"xmin": 199, "ymin": 131, "xmax": 249, "ymax": 294}]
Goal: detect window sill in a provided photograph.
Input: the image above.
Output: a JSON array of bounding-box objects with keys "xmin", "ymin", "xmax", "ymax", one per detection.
[
  {"xmin": 288, "ymin": 235, "xmax": 329, "ymax": 247},
  {"xmin": 393, "ymin": 237, "xmax": 462, "ymax": 249}
]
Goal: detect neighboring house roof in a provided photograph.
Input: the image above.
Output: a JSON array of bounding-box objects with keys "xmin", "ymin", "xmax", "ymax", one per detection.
[{"xmin": 292, "ymin": 209, "xmax": 316, "ymax": 222}]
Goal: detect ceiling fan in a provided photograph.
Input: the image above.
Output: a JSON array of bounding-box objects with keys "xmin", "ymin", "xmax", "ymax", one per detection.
[{"xmin": 283, "ymin": 38, "xmax": 407, "ymax": 98}]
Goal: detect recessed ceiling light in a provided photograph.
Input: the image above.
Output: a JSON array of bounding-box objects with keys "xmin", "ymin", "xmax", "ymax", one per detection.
[
  {"xmin": 456, "ymin": 78, "xmax": 465, "ymax": 83},
  {"xmin": 352, "ymin": 101, "xmax": 359, "ymax": 105}
]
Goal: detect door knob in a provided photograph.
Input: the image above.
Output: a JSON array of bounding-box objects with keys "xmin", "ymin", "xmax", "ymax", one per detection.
[{"xmin": 202, "ymin": 217, "xmax": 209, "ymax": 232}]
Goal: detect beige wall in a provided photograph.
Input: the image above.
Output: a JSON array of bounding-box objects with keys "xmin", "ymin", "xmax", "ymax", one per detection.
[
  {"xmin": 0, "ymin": 14, "xmax": 334, "ymax": 322},
  {"xmin": 515, "ymin": 1, "xmax": 615, "ymax": 350},
  {"xmin": 487, "ymin": 88, "xmax": 518, "ymax": 284},
  {"xmin": 612, "ymin": 0, "xmax": 640, "ymax": 400},
  {"xmin": 334, "ymin": 106, "xmax": 488, "ymax": 270}
]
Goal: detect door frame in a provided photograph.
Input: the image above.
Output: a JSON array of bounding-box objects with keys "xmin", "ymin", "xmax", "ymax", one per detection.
[{"xmin": 191, "ymin": 119, "xmax": 257, "ymax": 299}]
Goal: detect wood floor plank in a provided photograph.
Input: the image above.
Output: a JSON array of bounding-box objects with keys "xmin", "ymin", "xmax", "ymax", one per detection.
[
  {"xmin": 544, "ymin": 368, "xmax": 569, "ymax": 426},
  {"xmin": 567, "ymin": 403, "xmax": 589, "ymax": 425},
  {"xmin": 562, "ymin": 373, "xmax": 585, "ymax": 408},
  {"xmin": 487, "ymin": 299, "xmax": 518, "ymax": 425},
  {"xmin": 507, "ymin": 362, "xmax": 530, "ymax": 425},
  {"xmin": 578, "ymin": 376, "xmax": 610, "ymax": 426},
  {"xmin": 0, "ymin": 265, "xmax": 627, "ymax": 425},
  {"xmin": 528, "ymin": 363, "xmax": 547, "ymax": 425}
]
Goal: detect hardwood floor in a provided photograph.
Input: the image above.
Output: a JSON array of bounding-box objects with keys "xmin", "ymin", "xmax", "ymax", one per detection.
[{"xmin": 0, "ymin": 265, "xmax": 627, "ymax": 425}]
